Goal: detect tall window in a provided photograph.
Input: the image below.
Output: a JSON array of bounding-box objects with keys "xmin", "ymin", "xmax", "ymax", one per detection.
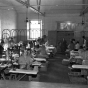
[
  {"xmin": 27, "ymin": 22, "xmax": 30, "ymax": 40},
  {"xmin": 27, "ymin": 20, "xmax": 42, "ymax": 40},
  {"xmin": 0, "ymin": 20, "xmax": 1, "ymax": 42}
]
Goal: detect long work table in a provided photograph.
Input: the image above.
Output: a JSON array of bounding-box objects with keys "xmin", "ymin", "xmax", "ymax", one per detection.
[
  {"xmin": 34, "ymin": 58, "xmax": 46, "ymax": 62},
  {"xmin": 72, "ymin": 65, "xmax": 88, "ymax": 69},
  {"xmin": 9, "ymin": 68, "xmax": 38, "ymax": 81}
]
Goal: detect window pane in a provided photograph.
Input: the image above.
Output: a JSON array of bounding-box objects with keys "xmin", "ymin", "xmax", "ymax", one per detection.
[
  {"xmin": 29, "ymin": 20, "xmax": 42, "ymax": 39},
  {"xmin": 27, "ymin": 22, "xmax": 29, "ymax": 40},
  {"xmin": 30, "ymin": 29, "xmax": 40, "ymax": 39}
]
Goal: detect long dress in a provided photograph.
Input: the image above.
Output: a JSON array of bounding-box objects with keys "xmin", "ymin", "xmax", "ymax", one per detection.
[{"xmin": 61, "ymin": 40, "xmax": 67, "ymax": 54}]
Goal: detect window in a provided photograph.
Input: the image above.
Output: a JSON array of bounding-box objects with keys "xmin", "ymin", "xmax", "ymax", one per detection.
[
  {"xmin": 27, "ymin": 22, "xmax": 30, "ymax": 40},
  {"xmin": 27, "ymin": 20, "xmax": 42, "ymax": 40},
  {"xmin": 60, "ymin": 21, "xmax": 76, "ymax": 30},
  {"xmin": 0, "ymin": 20, "xmax": 1, "ymax": 41}
]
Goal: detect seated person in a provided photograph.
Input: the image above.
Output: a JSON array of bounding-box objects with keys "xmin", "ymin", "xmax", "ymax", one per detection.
[
  {"xmin": 35, "ymin": 45, "xmax": 48, "ymax": 58},
  {"xmin": 79, "ymin": 47, "xmax": 88, "ymax": 60},
  {"xmin": 18, "ymin": 50, "xmax": 33, "ymax": 70},
  {"xmin": 65, "ymin": 39, "xmax": 75, "ymax": 57},
  {"xmin": 45, "ymin": 41, "xmax": 49, "ymax": 47},
  {"xmin": 75, "ymin": 41, "xmax": 80, "ymax": 51},
  {"xmin": 26, "ymin": 42, "xmax": 30, "ymax": 49},
  {"xmin": 34, "ymin": 44, "xmax": 40, "ymax": 53},
  {"xmin": 31, "ymin": 44, "xmax": 41, "ymax": 57},
  {"xmin": 3, "ymin": 42, "xmax": 9, "ymax": 51},
  {"xmin": 26, "ymin": 42, "xmax": 31, "ymax": 54},
  {"xmin": 68, "ymin": 39, "xmax": 75, "ymax": 51}
]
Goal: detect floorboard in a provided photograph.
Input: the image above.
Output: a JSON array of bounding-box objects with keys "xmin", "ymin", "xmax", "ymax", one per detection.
[
  {"xmin": 39, "ymin": 54, "xmax": 70, "ymax": 83},
  {"xmin": 0, "ymin": 80, "xmax": 88, "ymax": 88}
]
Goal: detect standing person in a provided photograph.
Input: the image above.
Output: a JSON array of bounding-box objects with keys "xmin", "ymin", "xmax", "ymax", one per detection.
[
  {"xmin": 61, "ymin": 38, "xmax": 67, "ymax": 54},
  {"xmin": 0, "ymin": 43, "xmax": 4, "ymax": 57},
  {"xmin": 82, "ymin": 36, "xmax": 87, "ymax": 48},
  {"xmin": 1, "ymin": 39, "xmax": 4, "ymax": 45}
]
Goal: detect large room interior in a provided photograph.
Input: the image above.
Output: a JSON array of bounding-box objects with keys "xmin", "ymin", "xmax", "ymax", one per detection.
[{"xmin": 0, "ymin": 0, "xmax": 88, "ymax": 88}]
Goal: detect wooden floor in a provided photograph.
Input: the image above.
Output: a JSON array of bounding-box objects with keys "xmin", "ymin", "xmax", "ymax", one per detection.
[
  {"xmin": 39, "ymin": 54, "xmax": 69, "ymax": 83},
  {"xmin": 1, "ymin": 54, "xmax": 88, "ymax": 88},
  {"xmin": 0, "ymin": 80, "xmax": 88, "ymax": 88}
]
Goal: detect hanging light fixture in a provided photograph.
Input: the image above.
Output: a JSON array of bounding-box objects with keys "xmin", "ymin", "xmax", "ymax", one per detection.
[
  {"xmin": 37, "ymin": 0, "xmax": 41, "ymax": 24},
  {"xmin": 25, "ymin": 0, "xmax": 29, "ymax": 23},
  {"xmin": 26, "ymin": 6, "xmax": 29, "ymax": 23},
  {"xmin": 81, "ymin": 14, "xmax": 85, "ymax": 25},
  {"xmin": 16, "ymin": 0, "xmax": 45, "ymax": 16}
]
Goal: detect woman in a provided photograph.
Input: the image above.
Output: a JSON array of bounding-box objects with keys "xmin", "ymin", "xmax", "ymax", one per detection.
[
  {"xmin": 75, "ymin": 41, "xmax": 80, "ymax": 51},
  {"xmin": 68, "ymin": 39, "xmax": 75, "ymax": 51},
  {"xmin": 36, "ymin": 45, "xmax": 48, "ymax": 58},
  {"xmin": 82, "ymin": 36, "xmax": 87, "ymax": 48},
  {"xmin": 0, "ymin": 43, "xmax": 4, "ymax": 57},
  {"xmin": 18, "ymin": 50, "xmax": 33, "ymax": 70}
]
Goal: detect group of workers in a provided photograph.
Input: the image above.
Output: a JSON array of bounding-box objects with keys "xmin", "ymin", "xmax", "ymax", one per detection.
[
  {"xmin": 0, "ymin": 35, "xmax": 55, "ymax": 71},
  {"xmin": 59, "ymin": 36, "xmax": 87, "ymax": 55}
]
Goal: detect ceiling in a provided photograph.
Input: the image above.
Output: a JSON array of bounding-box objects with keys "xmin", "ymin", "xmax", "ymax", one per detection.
[{"xmin": 0, "ymin": 0, "xmax": 85, "ymax": 15}]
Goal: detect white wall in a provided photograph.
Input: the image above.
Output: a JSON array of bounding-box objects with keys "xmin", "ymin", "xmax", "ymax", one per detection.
[
  {"xmin": 1, "ymin": 10, "xmax": 17, "ymax": 30},
  {"xmin": 17, "ymin": 13, "xmax": 83, "ymax": 35},
  {"xmin": 0, "ymin": 9, "xmax": 17, "ymax": 38},
  {"xmin": 17, "ymin": 12, "xmax": 88, "ymax": 43}
]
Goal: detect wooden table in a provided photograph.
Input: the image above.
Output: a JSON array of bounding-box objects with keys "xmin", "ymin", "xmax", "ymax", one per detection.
[
  {"xmin": 74, "ymin": 56, "xmax": 82, "ymax": 59},
  {"xmin": 0, "ymin": 64, "xmax": 11, "ymax": 68},
  {"xmin": 0, "ymin": 80, "xmax": 88, "ymax": 88},
  {"xmin": 12, "ymin": 54, "xmax": 19, "ymax": 58},
  {"xmin": 32, "ymin": 61, "xmax": 42, "ymax": 66},
  {"xmin": 0, "ymin": 58, "xmax": 11, "ymax": 62},
  {"xmin": 34, "ymin": 58, "xmax": 46, "ymax": 62},
  {"xmin": 46, "ymin": 46, "xmax": 55, "ymax": 50},
  {"xmin": 70, "ymin": 51, "xmax": 79, "ymax": 57},
  {"xmin": 72, "ymin": 65, "xmax": 88, "ymax": 69},
  {"xmin": 73, "ymin": 56, "xmax": 83, "ymax": 64},
  {"xmin": 9, "ymin": 69, "xmax": 38, "ymax": 81}
]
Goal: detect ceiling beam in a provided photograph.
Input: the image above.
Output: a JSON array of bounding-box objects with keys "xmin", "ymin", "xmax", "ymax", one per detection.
[
  {"xmin": 82, "ymin": 0, "xmax": 85, "ymax": 9},
  {"xmin": 36, "ymin": 0, "xmax": 41, "ymax": 11},
  {"xmin": 80, "ymin": 6, "xmax": 88, "ymax": 16},
  {"xmin": 15, "ymin": 0, "xmax": 45, "ymax": 16},
  {"xmin": 80, "ymin": 0, "xmax": 88, "ymax": 16}
]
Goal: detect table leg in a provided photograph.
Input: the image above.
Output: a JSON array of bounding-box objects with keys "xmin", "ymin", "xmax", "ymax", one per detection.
[
  {"xmin": 1, "ymin": 73, "xmax": 5, "ymax": 80},
  {"xmin": 18, "ymin": 74, "xmax": 26, "ymax": 81},
  {"xmin": 28, "ymin": 76, "xmax": 32, "ymax": 81}
]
